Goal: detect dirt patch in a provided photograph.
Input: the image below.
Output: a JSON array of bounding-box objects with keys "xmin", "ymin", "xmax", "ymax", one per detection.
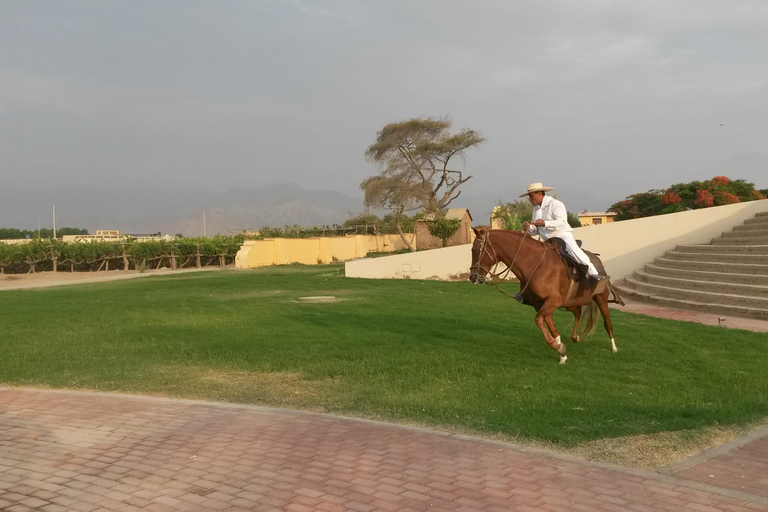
[
  {"xmin": 151, "ymin": 366, "xmax": 345, "ymax": 411},
  {"xmin": 0, "ymin": 267, "xmax": 224, "ymax": 291},
  {"xmin": 562, "ymin": 424, "xmax": 761, "ymax": 469}
]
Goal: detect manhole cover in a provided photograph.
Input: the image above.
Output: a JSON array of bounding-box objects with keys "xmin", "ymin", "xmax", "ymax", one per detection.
[{"xmin": 298, "ymin": 296, "xmax": 337, "ymax": 303}]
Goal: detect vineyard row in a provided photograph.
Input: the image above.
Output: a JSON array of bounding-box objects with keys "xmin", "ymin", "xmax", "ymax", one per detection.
[{"xmin": 0, "ymin": 235, "xmax": 246, "ymax": 274}]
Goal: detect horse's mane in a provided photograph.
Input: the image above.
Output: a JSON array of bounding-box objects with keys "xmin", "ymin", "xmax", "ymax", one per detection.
[{"xmin": 489, "ymin": 229, "xmax": 545, "ymax": 248}]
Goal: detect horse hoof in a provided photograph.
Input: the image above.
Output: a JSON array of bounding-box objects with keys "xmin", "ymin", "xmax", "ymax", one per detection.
[
  {"xmin": 573, "ymin": 336, "xmax": 580, "ymax": 343},
  {"xmin": 559, "ymin": 355, "xmax": 567, "ymax": 364}
]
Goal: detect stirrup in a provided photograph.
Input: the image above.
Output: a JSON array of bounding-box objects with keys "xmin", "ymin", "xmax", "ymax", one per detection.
[{"xmin": 513, "ymin": 292, "xmax": 526, "ymax": 304}]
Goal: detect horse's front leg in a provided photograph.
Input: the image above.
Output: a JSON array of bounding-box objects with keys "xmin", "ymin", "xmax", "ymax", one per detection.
[{"xmin": 535, "ymin": 301, "xmax": 567, "ymax": 364}]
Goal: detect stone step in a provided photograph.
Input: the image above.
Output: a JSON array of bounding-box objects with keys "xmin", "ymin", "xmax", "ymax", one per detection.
[
  {"xmin": 733, "ymin": 224, "xmax": 768, "ymax": 233},
  {"xmin": 614, "ymin": 283, "xmax": 768, "ymax": 321},
  {"xmin": 654, "ymin": 257, "xmax": 768, "ymax": 275},
  {"xmin": 634, "ymin": 268, "xmax": 768, "ymax": 298},
  {"xmin": 675, "ymin": 244, "xmax": 768, "ymax": 255},
  {"xmin": 664, "ymin": 250, "xmax": 768, "ymax": 265},
  {"xmin": 644, "ymin": 263, "xmax": 768, "ymax": 286},
  {"xmin": 622, "ymin": 276, "xmax": 768, "ymax": 311},
  {"xmin": 744, "ymin": 216, "xmax": 768, "ymax": 226},
  {"xmin": 711, "ymin": 236, "xmax": 768, "ymax": 246},
  {"xmin": 721, "ymin": 230, "xmax": 768, "ymax": 238}
]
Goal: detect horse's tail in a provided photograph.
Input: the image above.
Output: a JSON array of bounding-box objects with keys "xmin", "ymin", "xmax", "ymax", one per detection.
[{"xmin": 580, "ymin": 300, "xmax": 600, "ymax": 339}]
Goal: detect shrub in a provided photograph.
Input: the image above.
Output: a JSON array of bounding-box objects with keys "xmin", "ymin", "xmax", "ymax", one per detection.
[{"xmin": 609, "ymin": 176, "xmax": 764, "ymax": 220}]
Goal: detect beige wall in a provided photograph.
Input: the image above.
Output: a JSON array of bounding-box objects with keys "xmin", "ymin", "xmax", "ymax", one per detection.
[
  {"xmin": 573, "ymin": 199, "xmax": 768, "ymax": 281},
  {"xmin": 235, "ymin": 233, "xmax": 415, "ymax": 269},
  {"xmin": 346, "ymin": 199, "xmax": 768, "ymax": 281},
  {"xmin": 345, "ymin": 244, "xmax": 472, "ymax": 280}
]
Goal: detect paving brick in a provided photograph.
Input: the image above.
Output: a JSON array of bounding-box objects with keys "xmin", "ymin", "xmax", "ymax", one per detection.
[{"xmin": 1, "ymin": 388, "xmax": 767, "ymax": 512}]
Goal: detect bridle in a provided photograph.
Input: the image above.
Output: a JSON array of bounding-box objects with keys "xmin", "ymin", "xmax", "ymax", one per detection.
[{"xmin": 470, "ymin": 230, "xmax": 551, "ymax": 298}]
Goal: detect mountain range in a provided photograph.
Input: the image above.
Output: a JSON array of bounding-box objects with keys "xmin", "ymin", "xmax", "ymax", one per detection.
[{"xmin": 1, "ymin": 182, "xmax": 596, "ymax": 236}]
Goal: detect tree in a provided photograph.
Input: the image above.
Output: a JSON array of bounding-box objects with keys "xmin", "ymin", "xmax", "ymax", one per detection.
[
  {"xmin": 361, "ymin": 117, "xmax": 485, "ymax": 251},
  {"xmin": 427, "ymin": 218, "xmax": 462, "ymax": 247},
  {"xmin": 492, "ymin": 199, "xmax": 533, "ymax": 231}
]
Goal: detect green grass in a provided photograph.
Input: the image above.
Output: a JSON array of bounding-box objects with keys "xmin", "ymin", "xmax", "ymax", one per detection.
[{"xmin": 2, "ymin": 265, "xmax": 767, "ymax": 449}]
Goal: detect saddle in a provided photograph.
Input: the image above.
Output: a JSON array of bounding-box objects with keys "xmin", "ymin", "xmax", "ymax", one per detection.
[{"xmin": 544, "ymin": 237, "xmax": 593, "ymax": 281}]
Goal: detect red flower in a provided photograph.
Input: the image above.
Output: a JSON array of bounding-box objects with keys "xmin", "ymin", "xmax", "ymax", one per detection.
[
  {"xmin": 714, "ymin": 191, "xmax": 740, "ymax": 205},
  {"xmin": 711, "ymin": 176, "xmax": 730, "ymax": 186},
  {"xmin": 695, "ymin": 189, "xmax": 714, "ymax": 208},
  {"xmin": 662, "ymin": 190, "xmax": 682, "ymax": 205}
]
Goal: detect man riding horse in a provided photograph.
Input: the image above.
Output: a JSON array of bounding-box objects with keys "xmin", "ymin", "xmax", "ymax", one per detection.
[
  {"xmin": 521, "ymin": 182, "xmax": 606, "ymax": 282},
  {"xmin": 469, "ymin": 183, "xmax": 622, "ymax": 363}
]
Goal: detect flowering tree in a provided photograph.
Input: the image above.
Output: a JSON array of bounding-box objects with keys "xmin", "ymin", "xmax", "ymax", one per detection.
[{"xmin": 609, "ymin": 176, "xmax": 766, "ymax": 220}]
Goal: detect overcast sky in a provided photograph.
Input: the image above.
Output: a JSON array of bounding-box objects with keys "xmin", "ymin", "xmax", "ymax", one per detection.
[{"xmin": 2, "ymin": 0, "xmax": 767, "ymax": 219}]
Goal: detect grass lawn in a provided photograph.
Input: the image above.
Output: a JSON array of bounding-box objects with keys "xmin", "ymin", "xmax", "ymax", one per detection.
[{"xmin": 2, "ymin": 264, "xmax": 767, "ymax": 467}]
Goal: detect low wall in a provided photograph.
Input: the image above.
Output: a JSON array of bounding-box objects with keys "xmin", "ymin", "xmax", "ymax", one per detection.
[
  {"xmin": 235, "ymin": 233, "xmax": 415, "ymax": 269},
  {"xmin": 345, "ymin": 199, "xmax": 768, "ymax": 281},
  {"xmin": 573, "ymin": 199, "xmax": 768, "ymax": 281},
  {"xmin": 345, "ymin": 244, "xmax": 471, "ymax": 280}
]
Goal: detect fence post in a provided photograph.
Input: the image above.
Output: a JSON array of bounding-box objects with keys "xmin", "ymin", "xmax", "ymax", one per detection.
[
  {"xmin": 170, "ymin": 246, "xmax": 177, "ymax": 270},
  {"xmin": 51, "ymin": 245, "xmax": 57, "ymax": 273},
  {"xmin": 195, "ymin": 245, "xmax": 201, "ymax": 268}
]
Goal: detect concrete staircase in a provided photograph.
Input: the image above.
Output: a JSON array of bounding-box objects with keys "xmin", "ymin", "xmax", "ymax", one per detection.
[{"xmin": 616, "ymin": 211, "xmax": 768, "ymax": 320}]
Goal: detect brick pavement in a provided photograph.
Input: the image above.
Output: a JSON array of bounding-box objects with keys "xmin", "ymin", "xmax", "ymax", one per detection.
[
  {"xmin": 663, "ymin": 426, "xmax": 768, "ymax": 501},
  {"xmin": 1, "ymin": 388, "xmax": 767, "ymax": 511}
]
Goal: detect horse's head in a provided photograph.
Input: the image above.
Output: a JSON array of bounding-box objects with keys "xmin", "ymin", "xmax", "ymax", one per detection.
[{"xmin": 469, "ymin": 226, "xmax": 494, "ymax": 284}]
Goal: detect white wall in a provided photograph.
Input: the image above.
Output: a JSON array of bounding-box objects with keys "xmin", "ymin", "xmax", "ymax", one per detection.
[
  {"xmin": 573, "ymin": 199, "xmax": 768, "ymax": 281},
  {"xmin": 345, "ymin": 200, "xmax": 768, "ymax": 281},
  {"xmin": 345, "ymin": 244, "xmax": 471, "ymax": 280}
]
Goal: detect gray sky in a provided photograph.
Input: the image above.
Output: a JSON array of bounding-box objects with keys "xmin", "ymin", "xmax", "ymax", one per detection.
[{"xmin": 2, "ymin": 0, "xmax": 767, "ymax": 220}]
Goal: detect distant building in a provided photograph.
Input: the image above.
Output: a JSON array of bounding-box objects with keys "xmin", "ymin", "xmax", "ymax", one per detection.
[
  {"xmin": 577, "ymin": 211, "xmax": 617, "ymax": 226},
  {"xmin": 415, "ymin": 208, "xmax": 473, "ymax": 250},
  {"xmin": 62, "ymin": 230, "xmax": 174, "ymax": 243}
]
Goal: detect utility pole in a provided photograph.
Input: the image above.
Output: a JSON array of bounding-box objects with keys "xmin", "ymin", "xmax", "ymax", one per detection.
[
  {"xmin": 203, "ymin": 210, "xmax": 206, "ymax": 237},
  {"xmin": 53, "ymin": 205, "xmax": 56, "ymax": 239}
]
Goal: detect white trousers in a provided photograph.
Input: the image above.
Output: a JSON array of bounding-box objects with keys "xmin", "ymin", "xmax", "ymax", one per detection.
[{"xmin": 555, "ymin": 233, "xmax": 600, "ymax": 277}]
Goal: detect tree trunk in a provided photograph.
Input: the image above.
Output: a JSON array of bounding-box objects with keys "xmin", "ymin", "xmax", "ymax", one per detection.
[
  {"xmin": 396, "ymin": 223, "xmax": 416, "ymax": 252},
  {"xmin": 122, "ymin": 243, "xmax": 129, "ymax": 271}
]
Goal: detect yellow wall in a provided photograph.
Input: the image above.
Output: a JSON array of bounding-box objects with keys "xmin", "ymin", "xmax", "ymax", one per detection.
[
  {"xmin": 578, "ymin": 214, "xmax": 616, "ymax": 227},
  {"xmin": 235, "ymin": 234, "xmax": 415, "ymax": 269}
]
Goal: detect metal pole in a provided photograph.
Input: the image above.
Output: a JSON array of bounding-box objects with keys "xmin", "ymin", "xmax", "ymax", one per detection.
[
  {"xmin": 53, "ymin": 205, "xmax": 56, "ymax": 239},
  {"xmin": 203, "ymin": 210, "xmax": 206, "ymax": 237}
]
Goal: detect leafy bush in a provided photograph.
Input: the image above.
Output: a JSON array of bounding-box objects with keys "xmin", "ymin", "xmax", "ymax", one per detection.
[
  {"xmin": 609, "ymin": 176, "xmax": 766, "ymax": 220},
  {"xmin": 427, "ymin": 218, "xmax": 462, "ymax": 247}
]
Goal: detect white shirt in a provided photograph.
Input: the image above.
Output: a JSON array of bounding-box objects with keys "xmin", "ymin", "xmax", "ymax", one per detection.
[{"xmin": 526, "ymin": 195, "xmax": 573, "ymax": 241}]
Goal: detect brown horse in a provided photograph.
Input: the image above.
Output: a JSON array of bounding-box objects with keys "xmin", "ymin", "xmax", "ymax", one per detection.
[{"xmin": 469, "ymin": 226, "xmax": 622, "ymax": 364}]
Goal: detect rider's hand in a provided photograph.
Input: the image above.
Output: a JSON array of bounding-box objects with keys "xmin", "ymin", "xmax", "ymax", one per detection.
[{"xmin": 523, "ymin": 222, "xmax": 531, "ymax": 231}]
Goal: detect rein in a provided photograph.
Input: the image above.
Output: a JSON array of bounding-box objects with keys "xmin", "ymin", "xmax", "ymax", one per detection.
[{"xmin": 472, "ymin": 231, "xmax": 549, "ymax": 300}]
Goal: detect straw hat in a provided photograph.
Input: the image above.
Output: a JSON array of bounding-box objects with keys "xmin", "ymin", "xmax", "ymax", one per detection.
[{"xmin": 519, "ymin": 182, "xmax": 554, "ymax": 197}]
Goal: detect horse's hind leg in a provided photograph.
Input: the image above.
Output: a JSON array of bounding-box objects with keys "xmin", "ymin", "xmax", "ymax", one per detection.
[
  {"xmin": 565, "ymin": 306, "xmax": 582, "ymax": 343},
  {"xmin": 593, "ymin": 293, "xmax": 618, "ymax": 353}
]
